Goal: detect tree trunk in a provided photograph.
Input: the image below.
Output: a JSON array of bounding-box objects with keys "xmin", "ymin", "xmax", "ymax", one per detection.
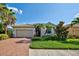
[{"xmin": 4, "ymin": 26, "xmax": 7, "ymax": 34}]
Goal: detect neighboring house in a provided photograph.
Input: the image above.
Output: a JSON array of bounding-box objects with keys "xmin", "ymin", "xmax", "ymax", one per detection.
[
  {"xmin": 68, "ymin": 24, "xmax": 79, "ymax": 37},
  {"xmin": 12, "ymin": 24, "xmax": 55, "ymax": 38}
]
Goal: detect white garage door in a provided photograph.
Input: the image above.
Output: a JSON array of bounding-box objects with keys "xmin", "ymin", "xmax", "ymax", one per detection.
[{"xmin": 16, "ymin": 30, "xmax": 33, "ymax": 38}]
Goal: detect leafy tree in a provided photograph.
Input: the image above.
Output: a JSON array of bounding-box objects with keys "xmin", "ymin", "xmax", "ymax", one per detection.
[
  {"xmin": 0, "ymin": 3, "xmax": 16, "ymax": 34},
  {"xmin": 54, "ymin": 21, "xmax": 70, "ymax": 41}
]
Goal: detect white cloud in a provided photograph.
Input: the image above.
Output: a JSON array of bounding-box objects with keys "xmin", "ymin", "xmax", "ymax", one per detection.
[
  {"xmin": 7, "ymin": 6, "xmax": 23, "ymax": 14},
  {"xmin": 74, "ymin": 13, "xmax": 79, "ymax": 18},
  {"xmin": 7, "ymin": 7, "xmax": 18, "ymax": 13},
  {"xmin": 19, "ymin": 9, "xmax": 23, "ymax": 14}
]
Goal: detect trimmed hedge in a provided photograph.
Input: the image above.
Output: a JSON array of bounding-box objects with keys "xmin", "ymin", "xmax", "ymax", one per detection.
[
  {"xmin": 32, "ymin": 37, "xmax": 42, "ymax": 41},
  {"xmin": 42, "ymin": 35, "xmax": 57, "ymax": 41},
  {"xmin": 32, "ymin": 35, "xmax": 58, "ymax": 41},
  {"xmin": 68, "ymin": 35, "xmax": 79, "ymax": 39},
  {"xmin": 0, "ymin": 34, "xmax": 9, "ymax": 40}
]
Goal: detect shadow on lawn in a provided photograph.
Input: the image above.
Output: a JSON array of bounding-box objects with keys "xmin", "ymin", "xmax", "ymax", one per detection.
[{"xmin": 61, "ymin": 41, "xmax": 79, "ymax": 45}]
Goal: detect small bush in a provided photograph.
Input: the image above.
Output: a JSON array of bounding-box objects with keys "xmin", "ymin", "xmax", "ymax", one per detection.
[
  {"xmin": 32, "ymin": 35, "xmax": 58, "ymax": 41},
  {"xmin": 0, "ymin": 34, "xmax": 9, "ymax": 40},
  {"xmin": 42, "ymin": 35, "xmax": 52, "ymax": 40},
  {"xmin": 7, "ymin": 29, "xmax": 13, "ymax": 38},
  {"xmin": 32, "ymin": 37, "xmax": 42, "ymax": 41},
  {"xmin": 67, "ymin": 35, "xmax": 79, "ymax": 39},
  {"xmin": 42, "ymin": 35, "xmax": 57, "ymax": 41}
]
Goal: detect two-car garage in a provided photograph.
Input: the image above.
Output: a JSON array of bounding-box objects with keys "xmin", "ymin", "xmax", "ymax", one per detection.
[
  {"xmin": 13, "ymin": 24, "xmax": 35, "ymax": 38},
  {"xmin": 16, "ymin": 29, "xmax": 34, "ymax": 38}
]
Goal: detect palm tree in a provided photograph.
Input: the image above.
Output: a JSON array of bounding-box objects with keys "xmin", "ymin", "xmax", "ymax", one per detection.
[
  {"xmin": 33, "ymin": 22, "xmax": 55, "ymax": 36},
  {"xmin": 71, "ymin": 17, "xmax": 79, "ymax": 25},
  {"xmin": 0, "ymin": 3, "xmax": 16, "ymax": 34},
  {"xmin": 0, "ymin": 4, "xmax": 7, "ymax": 34},
  {"xmin": 3, "ymin": 9, "xmax": 16, "ymax": 34},
  {"xmin": 33, "ymin": 23, "xmax": 44, "ymax": 36},
  {"xmin": 0, "ymin": 4, "xmax": 6, "ymax": 11},
  {"xmin": 33, "ymin": 23, "xmax": 44, "ymax": 28},
  {"xmin": 45, "ymin": 22, "xmax": 55, "ymax": 29},
  {"xmin": 54, "ymin": 21, "xmax": 70, "ymax": 41}
]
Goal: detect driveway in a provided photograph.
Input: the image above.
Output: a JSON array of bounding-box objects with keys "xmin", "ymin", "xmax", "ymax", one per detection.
[
  {"xmin": 1, "ymin": 38, "xmax": 79, "ymax": 56},
  {"xmin": 0, "ymin": 38, "xmax": 30, "ymax": 56}
]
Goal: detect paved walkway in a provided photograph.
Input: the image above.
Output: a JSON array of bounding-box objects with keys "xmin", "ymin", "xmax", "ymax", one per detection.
[
  {"xmin": 0, "ymin": 38, "xmax": 30, "ymax": 56},
  {"xmin": 29, "ymin": 49, "xmax": 79, "ymax": 56}
]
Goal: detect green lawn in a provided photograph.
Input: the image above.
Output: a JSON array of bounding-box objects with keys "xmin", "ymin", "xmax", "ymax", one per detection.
[{"xmin": 30, "ymin": 39, "xmax": 79, "ymax": 49}]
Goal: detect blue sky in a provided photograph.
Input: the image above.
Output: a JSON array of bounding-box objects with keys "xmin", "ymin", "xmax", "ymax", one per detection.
[{"xmin": 7, "ymin": 3, "xmax": 79, "ymax": 25}]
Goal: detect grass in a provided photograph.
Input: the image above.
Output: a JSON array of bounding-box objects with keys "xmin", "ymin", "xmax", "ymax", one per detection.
[{"xmin": 30, "ymin": 39, "xmax": 79, "ymax": 49}]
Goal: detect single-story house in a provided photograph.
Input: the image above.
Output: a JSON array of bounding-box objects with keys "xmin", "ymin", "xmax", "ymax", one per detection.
[
  {"xmin": 12, "ymin": 24, "xmax": 55, "ymax": 38},
  {"xmin": 12, "ymin": 23, "xmax": 79, "ymax": 38}
]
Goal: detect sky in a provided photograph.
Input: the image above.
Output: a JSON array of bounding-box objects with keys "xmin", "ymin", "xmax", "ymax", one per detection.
[{"xmin": 7, "ymin": 3, "xmax": 79, "ymax": 25}]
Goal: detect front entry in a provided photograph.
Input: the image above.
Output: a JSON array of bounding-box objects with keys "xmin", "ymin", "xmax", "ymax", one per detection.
[{"xmin": 35, "ymin": 27, "xmax": 41, "ymax": 36}]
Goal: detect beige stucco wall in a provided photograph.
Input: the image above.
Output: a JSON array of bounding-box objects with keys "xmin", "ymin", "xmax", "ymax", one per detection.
[
  {"xmin": 41, "ymin": 28, "xmax": 46, "ymax": 36},
  {"xmin": 68, "ymin": 26, "xmax": 79, "ymax": 37}
]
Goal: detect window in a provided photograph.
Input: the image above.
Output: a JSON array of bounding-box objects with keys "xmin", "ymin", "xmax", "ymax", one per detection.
[{"xmin": 46, "ymin": 28, "xmax": 51, "ymax": 34}]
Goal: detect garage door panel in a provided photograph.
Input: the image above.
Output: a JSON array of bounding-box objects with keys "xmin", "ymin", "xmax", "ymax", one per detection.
[{"xmin": 16, "ymin": 30, "xmax": 33, "ymax": 37}]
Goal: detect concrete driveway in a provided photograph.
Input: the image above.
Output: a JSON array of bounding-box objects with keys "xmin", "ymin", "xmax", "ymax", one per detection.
[{"xmin": 0, "ymin": 38, "xmax": 30, "ymax": 56}]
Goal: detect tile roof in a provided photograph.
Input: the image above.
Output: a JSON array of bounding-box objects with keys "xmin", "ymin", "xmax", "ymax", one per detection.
[{"xmin": 12, "ymin": 24, "xmax": 34, "ymax": 28}]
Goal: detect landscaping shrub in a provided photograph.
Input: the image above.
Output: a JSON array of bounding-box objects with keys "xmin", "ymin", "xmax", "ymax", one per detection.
[
  {"xmin": 67, "ymin": 35, "xmax": 75, "ymax": 39},
  {"xmin": 32, "ymin": 34, "xmax": 58, "ymax": 41},
  {"xmin": 7, "ymin": 29, "xmax": 13, "ymax": 38},
  {"xmin": 42, "ymin": 35, "xmax": 53, "ymax": 41},
  {"xmin": 42, "ymin": 35, "xmax": 57, "ymax": 41},
  {"xmin": 0, "ymin": 34, "xmax": 9, "ymax": 40},
  {"xmin": 32, "ymin": 37, "xmax": 42, "ymax": 41},
  {"xmin": 67, "ymin": 35, "xmax": 79, "ymax": 39}
]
